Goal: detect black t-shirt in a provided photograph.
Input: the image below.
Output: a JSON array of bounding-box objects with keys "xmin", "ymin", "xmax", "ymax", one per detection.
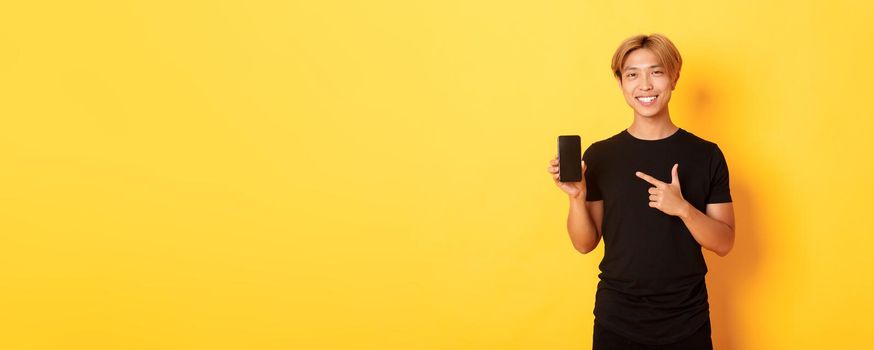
[{"xmin": 582, "ymin": 127, "xmax": 732, "ymax": 345}]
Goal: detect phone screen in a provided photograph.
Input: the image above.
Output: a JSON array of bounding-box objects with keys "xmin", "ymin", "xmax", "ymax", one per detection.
[{"xmin": 558, "ymin": 135, "xmax": 582, "ymax": 182}]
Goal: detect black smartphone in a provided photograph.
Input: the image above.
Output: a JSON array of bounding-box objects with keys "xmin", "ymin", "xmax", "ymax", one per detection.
[{"xmin": 557, "ymin": 135, "xmax": 582, "ymax": 182}]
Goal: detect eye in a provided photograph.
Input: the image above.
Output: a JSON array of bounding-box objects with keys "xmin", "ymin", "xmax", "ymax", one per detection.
[
  {"xmin": 626, "ymin": 73, "xmax": 636, "ymax": 78},
  {"xmin": 653, "ymin": 71, "xmax": 663, "ymax": 75}
]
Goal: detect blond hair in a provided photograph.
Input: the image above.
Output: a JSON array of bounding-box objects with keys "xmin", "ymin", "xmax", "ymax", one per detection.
[{"xmin": 611, "ymin": 33, "xmax": 682, "ymax": 85}]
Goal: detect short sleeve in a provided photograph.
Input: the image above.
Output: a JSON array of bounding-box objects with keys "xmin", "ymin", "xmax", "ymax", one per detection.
[
  {"xmin": 582, "ymin": 145, "xmax": 602, "ymax": 201},
  {"xmin": 707, "ymin": 145, "xmax": 732, "ymax": 204}
]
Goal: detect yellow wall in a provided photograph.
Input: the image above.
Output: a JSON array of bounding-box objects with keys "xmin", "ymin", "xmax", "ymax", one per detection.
[{"xmin": 1, "ymin": 1, "xmax": 872, "ymax": 349}]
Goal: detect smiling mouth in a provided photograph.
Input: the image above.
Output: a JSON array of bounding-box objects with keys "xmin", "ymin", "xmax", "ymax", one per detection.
[{"xmin": 636, "ymin": 95, "xmax": 658, "ymax": 105}]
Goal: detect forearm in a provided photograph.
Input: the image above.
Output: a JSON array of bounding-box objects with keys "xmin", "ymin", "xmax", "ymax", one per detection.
[
  {"xmin": 679, "ymin": 202, "xmax": 734, "ymax": 257},
  {"xmin": 567, "ymin": 193, "xmax": 598, "ymax": 253}
]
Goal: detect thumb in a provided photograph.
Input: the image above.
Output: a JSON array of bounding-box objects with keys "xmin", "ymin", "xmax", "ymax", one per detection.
[
  {"xmin": 581, "ymin": 160, "xmax": 586, "ymax": 173},
  {"xmin": 671, "ymin": 163, "xmax": 679, "ymax": 185}
]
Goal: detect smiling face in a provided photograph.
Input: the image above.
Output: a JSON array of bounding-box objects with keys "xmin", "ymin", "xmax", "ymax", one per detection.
[{"xmin": 618, "ymin": 48, "xmax": 677, "ymax": 119}]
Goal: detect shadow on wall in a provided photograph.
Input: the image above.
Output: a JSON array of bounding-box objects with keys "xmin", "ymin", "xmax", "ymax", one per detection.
[{"xmin": 680, "ymin": 60, "xmax": 763, "ymax": 350}]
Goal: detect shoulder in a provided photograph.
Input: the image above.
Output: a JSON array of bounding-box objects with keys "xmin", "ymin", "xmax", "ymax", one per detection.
[
  {"xmin": 584, "ymin": 130, "xmax": 624, "ymax": 154},
  {"xmin": 679, "ymin": 129, "xmax": 731, "ymax": 173},
  {"xmin": 582, "ymin": 137, "xmax": 609, "ymax": 163},
  {"xmin": 680, "ymin": 128, "xmax": 718, "ymax": 148},
  {"xmin": 680, "ymin": 128, "xmax": 725, "ymax": 156}
]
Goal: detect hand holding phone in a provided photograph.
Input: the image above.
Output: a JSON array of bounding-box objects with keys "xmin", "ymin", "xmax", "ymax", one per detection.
[{"xmin": 548, "ymin": 135, "xmax": 587, "ymax": 199}]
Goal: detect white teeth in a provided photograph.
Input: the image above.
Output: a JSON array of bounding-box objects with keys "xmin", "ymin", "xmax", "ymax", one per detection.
[{"xmin": 637, "ymin": 96, "xmax": 656, "ymax": 103}]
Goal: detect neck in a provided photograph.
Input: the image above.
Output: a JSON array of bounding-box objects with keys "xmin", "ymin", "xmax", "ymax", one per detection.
[{"xmin": 627, "ymin": 108, "xmax": 678, "ymax": 140}]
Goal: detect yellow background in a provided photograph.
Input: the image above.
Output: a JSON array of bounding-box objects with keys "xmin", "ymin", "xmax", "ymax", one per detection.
[{"xmin": 1, "ymin": 1, "xmax": 872, "ymax": 349}]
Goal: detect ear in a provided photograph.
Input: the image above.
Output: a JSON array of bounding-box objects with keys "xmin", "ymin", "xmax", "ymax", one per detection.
[{"xmin": 672, "ymin": 73, "xmax": 680, "ymax": 90}]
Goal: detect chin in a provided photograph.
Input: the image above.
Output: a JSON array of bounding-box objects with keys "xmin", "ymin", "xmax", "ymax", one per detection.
[{"xmin": 635, "ymin": 108, "xmax": 663, "ymax": 118}]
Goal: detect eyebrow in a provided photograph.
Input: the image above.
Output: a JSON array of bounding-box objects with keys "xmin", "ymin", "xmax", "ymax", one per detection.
[{"xmin": 624, "ymin": 65, "xmax": 663, "ymax": 72}]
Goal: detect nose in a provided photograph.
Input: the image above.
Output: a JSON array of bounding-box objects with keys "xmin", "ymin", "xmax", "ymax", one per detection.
[{"xmin": 640, "ymin": 74, "xmax": 653, "ymax": 91}]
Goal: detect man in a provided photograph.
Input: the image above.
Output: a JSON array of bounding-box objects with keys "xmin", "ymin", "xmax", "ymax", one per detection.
[{"xmin": 547, "ymin": 33, "xmax": 735, "ymax": 349}]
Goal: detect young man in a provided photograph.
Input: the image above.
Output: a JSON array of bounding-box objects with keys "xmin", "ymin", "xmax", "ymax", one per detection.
[{"xmin": 547, "ymin": 33, "xmax": 735, "ymax": 349}]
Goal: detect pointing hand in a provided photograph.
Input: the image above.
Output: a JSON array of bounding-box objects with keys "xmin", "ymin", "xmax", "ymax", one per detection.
[{"xmin": 635, "ymin": 163, "xmax": 689, "ymax": 217}]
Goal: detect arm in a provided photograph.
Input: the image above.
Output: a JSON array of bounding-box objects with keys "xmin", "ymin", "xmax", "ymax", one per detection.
[
  {"xmin": 635, "ymin": 164, "xmax": 736, "ymax": 257},
  {"xmin": 679, "ymin": 202, "xmax": 735, "ymax": 257},
  {"xmin": 549, "ymin": 156, "xmax": 604, "ymax": 254},
  {"xmin": 567, "ymin": 193, "xmax": 604, "ymax": 254}
]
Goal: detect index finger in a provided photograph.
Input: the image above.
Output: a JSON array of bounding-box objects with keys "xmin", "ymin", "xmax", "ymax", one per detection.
[{"xmin": 635, "ymin": 171, "xmax": 666, "ymax": 188}]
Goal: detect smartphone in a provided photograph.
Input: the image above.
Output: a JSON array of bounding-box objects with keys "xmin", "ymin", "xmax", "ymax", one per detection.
[{"xmin": 557, "ymin": 135, "xmax": 582, "ymax": 182}]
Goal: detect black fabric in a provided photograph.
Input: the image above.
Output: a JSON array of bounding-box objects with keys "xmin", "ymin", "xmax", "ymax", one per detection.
[
  {"xmin": 582, "ymin": 127, "xmax": 731, "ymax": 345},
  {"xmin": 593, "ymin": 318, "xmax": 713, "ymax": 350}
]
